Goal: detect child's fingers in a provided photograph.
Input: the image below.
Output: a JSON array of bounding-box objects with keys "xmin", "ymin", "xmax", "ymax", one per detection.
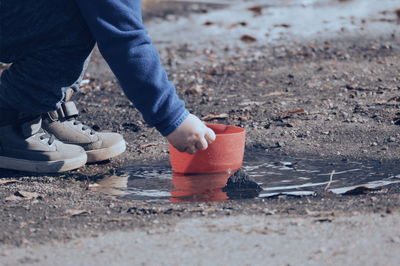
[
  {"xmin": 205, "ymin": 127, "xmax": 216, "ymax": 143},
  {"xmin": 185, "ymin": 146, "xmax": 197, "ymax": 154},
  {"xmin": 196, "ymin": 136, "xmax": 209, "ymax": 151}
]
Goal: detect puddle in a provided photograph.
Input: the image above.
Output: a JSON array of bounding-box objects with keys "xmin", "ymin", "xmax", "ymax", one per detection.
[{"xmin": 92, "ymin": 153, "xmax": 399, "ymax": 203}]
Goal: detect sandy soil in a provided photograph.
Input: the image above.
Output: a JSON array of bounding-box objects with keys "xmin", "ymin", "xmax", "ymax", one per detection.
[{"xmin": 1, "ymin": 0, "xmax": 400, "ymax": 264}]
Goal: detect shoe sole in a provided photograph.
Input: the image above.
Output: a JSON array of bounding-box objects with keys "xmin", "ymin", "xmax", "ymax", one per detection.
[
  {"xmin": 86, "ymin": 139, "xmax": 126, "ymax": 163},
  {"xmin": 0, "ymin": 153, "xmax": 87, "ymax": 173}
]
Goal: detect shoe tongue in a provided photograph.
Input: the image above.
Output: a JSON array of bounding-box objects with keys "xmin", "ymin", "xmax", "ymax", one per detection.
[{"xmin": 21, "ymin": 116, "xmax": 42, "ymax": 137}]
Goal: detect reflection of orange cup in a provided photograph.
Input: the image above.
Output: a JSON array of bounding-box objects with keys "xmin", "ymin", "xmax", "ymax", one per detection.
[
  {"xmin": 169, "ymin": 124, "xmax": 246, "ymax": 174},
  {"xmin": 170, "ymin": 172, "xmax": 231, "ymax": 203}
]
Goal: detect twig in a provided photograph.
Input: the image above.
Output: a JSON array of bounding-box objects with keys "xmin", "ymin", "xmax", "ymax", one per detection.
[
  {"xmin": 324, "ymin": 170, "xmax": 336, "ymax": 191},
  {"xmin": 216, "ymin": 73, "xmax": 228, "ymax": 91}
]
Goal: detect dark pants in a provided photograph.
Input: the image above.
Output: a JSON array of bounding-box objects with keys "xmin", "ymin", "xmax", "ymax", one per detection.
[{"xmin": 0, "ymin": 0, "xmax": 95, "ymax": 114}]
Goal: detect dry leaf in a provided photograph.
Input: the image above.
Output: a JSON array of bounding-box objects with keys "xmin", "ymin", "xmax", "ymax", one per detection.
[
  {"xmin": 5, "ymin": 191, "xmax": 43, "ymax": 201},
  {"xmin": 387, "ymin": 96, "xmax": 400, "ymax": 102},
  {"xmin": 281, "ymin": 108, "xmax": 305, "ymax": 116},
  {"xmin": 66, "ymin": 209, "xmax": 89, "ymax": 217},
  {"xmin": 185, "ymin": 85, "xmax": 203, "ymax": 95},
  {"xmin": 238, "ymin": 101, "xmax": 265, "ymax": 106},
  {"xmin": 87, "ymin": 183, "xmax": 100, "ymax": 190},
  {"xmin": 375, "ymin": 99, "xmax": 389, "ymax": 105},
  {"xmin": 0, "ymin": 179, "xmax": 21, "ymax": 185},
  {"xmin": 247, "ymin": 5, "xmax": 263, "ymax": 15},
  {"xmin": 16, "ymin": 191, "xmax": 43, "ymax": 199},
  {"xmin": 4, "ymin": 195, "xmax": 22, "ymax": 201},
  {"xmin": 240, "ymin": 34, "xmax": 257, "ymax": 43},
  {"xmin": 201, "ymin": 113, "xmax": 228, "ymax": 121},
  {"xmin": 262, "ymin": 91, "xmax": 292, "ymax": 97},
  {"xmin": 274, "ymin": 24, "xmax": 291, "ymax": 28},
  {"xmin": 223, "ymin": 66, "xmax": 237, "ymax": 72},
  {"xmin": 140, "ymin": 143, "xmax": 159, "ymax": 149},
  {"xmin": 305, "ymin": 209, "xmax": 335, "ymax": 217},
  {"xmin": 203, "ymin": 21, "xmax": 214, "ymax": 26}
]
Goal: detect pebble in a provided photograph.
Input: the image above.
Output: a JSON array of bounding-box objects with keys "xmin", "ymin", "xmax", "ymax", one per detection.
[
  {"xmin": 387, "ymin": 137, "xmax": 396, "ymax": 142},
  {"xmin": 277, "ymin": 141, "xmax": 285, "ymax": 147}
]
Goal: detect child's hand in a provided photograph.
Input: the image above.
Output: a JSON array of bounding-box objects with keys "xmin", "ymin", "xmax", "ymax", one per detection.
[{"xmin": 167, "ymin": 114, "xmax": 216, "ymax": 154}]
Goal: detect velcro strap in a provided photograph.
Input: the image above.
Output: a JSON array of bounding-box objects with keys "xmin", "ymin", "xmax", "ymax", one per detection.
[
  {"xmin": 45, "ymin": 101, "xmax": 79, "ymax": 122},
  {"xmin": 61, "ymin": 101, "xmax": 79, "ymax": 117}
]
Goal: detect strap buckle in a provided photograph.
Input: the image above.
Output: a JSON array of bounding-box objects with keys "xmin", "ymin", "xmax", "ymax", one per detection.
[{"xmin": 61, "ymin": 101, "xmax": 79, "ymax": 117}]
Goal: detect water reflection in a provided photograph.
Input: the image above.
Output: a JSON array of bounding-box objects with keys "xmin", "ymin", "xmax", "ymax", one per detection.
[
  {"xmin": 170, "ymin": 172, "xmax": 231, "ymax": 203},
  {"xmin": 92, "ymin": 170, "xmax": 261, "ymax": 203},
  {"xmin": 91, "ymin": 154, "xmax": 399, "ymax": 203},
  {"xmin": 89, "ymin": 175, "xmax": 129, "ymax": 196}
]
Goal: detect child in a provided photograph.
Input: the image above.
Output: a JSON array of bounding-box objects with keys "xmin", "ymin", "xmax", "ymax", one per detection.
[{"xmin": 0, "ymin": 0, "xmax": 216, "ymax": 173}]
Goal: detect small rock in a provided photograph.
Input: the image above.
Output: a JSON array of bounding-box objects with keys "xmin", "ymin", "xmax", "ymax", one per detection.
[
  {"xmin": 263, "ymin": 208, "xmax": 276, "ymax": 215},
  {"xmin": 277, "ymin": 141, "xmax": 285, "ymax": 147},
  {"xmin": 387, "ymin": 137, "xmax": 396, "ymax": 142},
  {"xmin": 65, "ymin": 209, "xmax": 90, "ymax": 217},
  {"xmin": 185, "ymin": 85, "xmax": 203, "ymax": 95}
]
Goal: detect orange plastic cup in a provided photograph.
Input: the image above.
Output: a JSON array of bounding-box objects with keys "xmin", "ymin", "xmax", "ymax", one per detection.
[{"xmin": 169, "ymin": 124, "xmax": 246, "ymax": 174}]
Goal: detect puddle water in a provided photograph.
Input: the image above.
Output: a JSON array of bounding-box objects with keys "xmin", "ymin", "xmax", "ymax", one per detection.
[{"xmin": 92, "ymin": 153, "xmax": 400, "ymax": 203}]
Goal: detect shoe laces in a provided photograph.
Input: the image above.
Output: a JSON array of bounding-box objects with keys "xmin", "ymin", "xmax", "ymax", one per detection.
[
  {"xmin": 69, "ymin": 118, "xmax": 96, "ymax": 135},
  {"xmin": 38, "ymin": 129, "xmax": 56, "ymax": 146}
]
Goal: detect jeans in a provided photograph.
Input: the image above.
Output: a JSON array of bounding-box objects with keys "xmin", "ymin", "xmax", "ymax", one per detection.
[{"xmin": 0, "ymin": 0, "xmax": 95, "ymax": 114}]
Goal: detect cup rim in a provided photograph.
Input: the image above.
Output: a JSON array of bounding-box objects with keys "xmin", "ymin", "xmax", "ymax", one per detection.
[{"xmin": 205, "ymin": 123, "xmax": 245, "ymax": 136}]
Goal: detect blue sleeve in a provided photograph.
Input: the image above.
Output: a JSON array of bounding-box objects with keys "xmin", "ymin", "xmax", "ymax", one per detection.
[{"xmin": 74, "ymin": 0, "xmax": 188, "ymax": 136}]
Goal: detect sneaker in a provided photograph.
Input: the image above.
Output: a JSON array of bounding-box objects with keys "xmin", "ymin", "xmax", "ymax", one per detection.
[
  {"xmin": 42, "ymin": 101, "xmax": 126, "ymax": 163},
  {"xmin": 0, "ymin": 111, "xmax": 87, "ymax": 173}
]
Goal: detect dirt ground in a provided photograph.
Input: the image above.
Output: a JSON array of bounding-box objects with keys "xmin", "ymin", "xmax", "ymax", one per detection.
[{"xmin": 1, "ymin": 0, "xmax": 400, "ymax": 265}]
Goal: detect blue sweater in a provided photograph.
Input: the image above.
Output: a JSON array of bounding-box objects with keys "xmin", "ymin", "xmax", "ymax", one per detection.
[{"xmin": 75, "ymin": 0, "xmax": 188, "ymax": 136}]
